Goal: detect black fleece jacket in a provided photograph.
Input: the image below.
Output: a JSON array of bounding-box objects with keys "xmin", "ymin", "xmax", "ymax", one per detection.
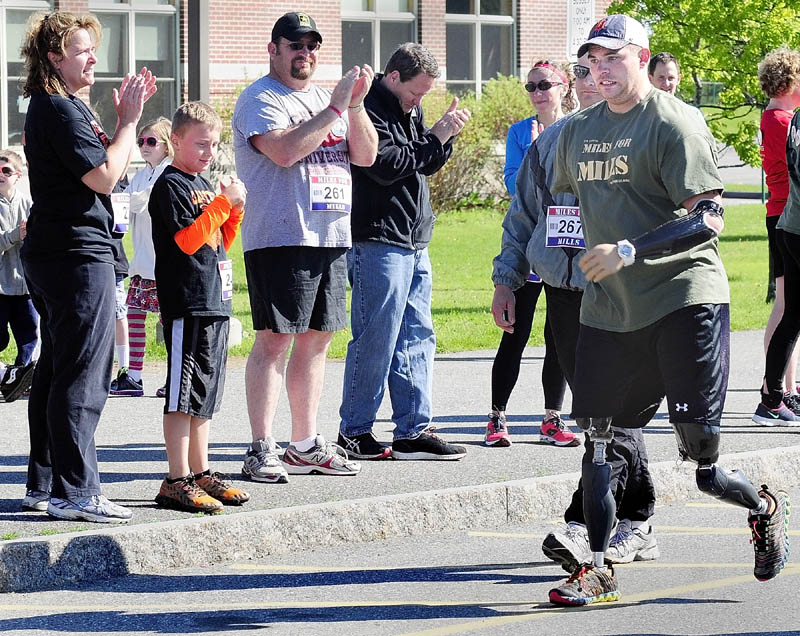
[{"xmin": 350, "ymin": 74, "xmax": 453, "ymax": 249}]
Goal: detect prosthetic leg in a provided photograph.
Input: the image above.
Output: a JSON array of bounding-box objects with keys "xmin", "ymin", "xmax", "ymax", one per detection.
[
  {"xmin": 672, "ymin": 421, "xmax": 764, "ymax": 510},
  {"xmin": 576, "ymin": 417, "xmax": 616, "ymax": 566}
]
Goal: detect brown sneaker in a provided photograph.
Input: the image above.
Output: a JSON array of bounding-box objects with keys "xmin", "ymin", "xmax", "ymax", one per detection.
[
  {"xmin": 195, "ymin": 471, "xmax": 250, "ymax": 505},
  {"xmin": 155, "ymin": 475, "xmax": 223, "ymax": 514}
]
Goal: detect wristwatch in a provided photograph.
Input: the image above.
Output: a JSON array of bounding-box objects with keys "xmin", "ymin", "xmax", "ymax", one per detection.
[{"xmin": 616, "ymin": 240, "xmax": 636, "ymax": 267}]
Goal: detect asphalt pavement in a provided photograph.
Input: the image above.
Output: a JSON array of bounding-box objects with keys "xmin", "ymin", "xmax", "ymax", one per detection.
[
  {"xmin": 1, "ymin": 325, "xmax": 800, "ymax": 593},
  {"xmin": 1, "ymin": 488, "xmax": 797, "ymax": 636}
]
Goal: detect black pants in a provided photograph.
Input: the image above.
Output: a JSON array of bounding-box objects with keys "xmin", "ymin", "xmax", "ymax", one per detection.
[
  {"xmin": 23, "ymin": 257, "xmax": 115, "ymax": 499},
  {"xmin": 764, "ymin": 229, "xmax": 800, "ymax": 404},
  {"xmin": 0, "ymin": 294, "xmax": 38, "ymax": 365},
  {"xmin": 541, "ymin": 285, "xmax": 657, "ymax": 524},
  {"xmin": 491, "ymin": 282, "xmax": 566, "ymax": 411}
]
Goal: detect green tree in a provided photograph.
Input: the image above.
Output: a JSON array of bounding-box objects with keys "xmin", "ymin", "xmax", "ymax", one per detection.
[{"xmin": 609, "ymin": 0, "xmax": 800, "ymax": 166}]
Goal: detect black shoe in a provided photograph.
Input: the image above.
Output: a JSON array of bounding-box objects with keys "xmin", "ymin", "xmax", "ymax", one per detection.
[
  {"xmin": 783, "ymin": 393, "xmax": 800, "ymax": 416},
  {"xmin": 109, "ymin": 368, "xmax": 144, "ymax": 397},
  {"xmin": 392, "ymin": 430, "xmax": 467, "ymax": 461},
  {"xmin": 0, "ymin": 362, "xmax": 35, "ymax": 403},
  {"xmin": 749, "ymin": 484, "xmax": 791, "ymax": 581},
  {"xmin": 337, "ymin": 431, "xmax": 392, "ymax": 460}
]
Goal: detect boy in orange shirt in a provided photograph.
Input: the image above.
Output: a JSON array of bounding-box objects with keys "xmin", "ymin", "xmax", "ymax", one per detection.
[{"xmin": 149, "ymin": 101, "xmax": 249, "ymax": 513}]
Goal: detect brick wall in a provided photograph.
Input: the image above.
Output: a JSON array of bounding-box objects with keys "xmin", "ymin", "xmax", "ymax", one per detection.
[
  {"xmin": 202, "ymin": 1, "xmax": 343, "ymax": 107},
  {"xmin": 54, "ymin": 0, "xmax": 89, "ymax": 12},
  {"xmin": 519, "ymin": 0, "xmax": 613, "ymax": 76},
  {"xmin": 419, "ymin": 0, "xmax": 446, "ymax": 88},
  {"xmin": 187, "ymin": 0, "xmax": 616, "ymax": 108}
]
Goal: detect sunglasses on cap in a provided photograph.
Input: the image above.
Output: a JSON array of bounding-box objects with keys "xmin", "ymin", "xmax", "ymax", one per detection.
[
  {"xmin": 286, "ymin": 41, "xmax": 320, "ymax": 52},
  {"xmin": 137, "ymin": 136, "xmax": 160, "ymax": 147},
  {"xmin": 0, "ymin": 166, "xmax": 17, "ymax": 177},
  {"xmin": 525, "ymin": 80, "xmax": 564, "ymax": 92},
  {"xmin": 573, "ymin": 65, "xmax": 590, "ymax": 79}
]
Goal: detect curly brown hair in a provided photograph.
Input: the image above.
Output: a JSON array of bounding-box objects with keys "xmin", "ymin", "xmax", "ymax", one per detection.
[
  {"xmin": 758, "ymin": 47, "xmax": 800, "ymax": 99},
  {"xmin": 21, "ymin": 12, "xmax": 102, "ymax": 98},
  {"xmin": 530, "ymin": 60, "xmax": 577, "ymax": 114}
]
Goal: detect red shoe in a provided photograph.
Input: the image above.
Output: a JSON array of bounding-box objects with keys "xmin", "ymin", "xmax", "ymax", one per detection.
[
  {"xmin": 485, "ymin": 412, "xmax": 511, "ymax": 447},
  {"xmin": 540, "ymin": 416, "xmax": 580, "ymax": 447}
]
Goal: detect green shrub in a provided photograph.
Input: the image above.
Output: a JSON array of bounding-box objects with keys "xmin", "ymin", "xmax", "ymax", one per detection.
[{"xmin": 424, "ymin": 75, "xmax": 533, "ymax": 211}]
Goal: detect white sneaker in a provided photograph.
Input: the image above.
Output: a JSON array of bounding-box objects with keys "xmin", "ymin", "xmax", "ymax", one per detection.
[
  {"xmin": 282, "ymin": 434, "xmax": 361, "ymax": 475},
  {"xmin": 605, "ymin": 520, "xmax": 660, "ymax": 563},
  {"xmin": 542, "ymin": 522, "xmax": 592, "ymax": 572},
  {"xmin": 21, "ymin": 489, "xmax": 50, "ymax": 511},
  {"xmin": 47, "ymin": 495, "xmax": 132, "ymax": 523},
  {"xmin": 242, "ymin": 437, "xmax": 289, "ymax": 483}
]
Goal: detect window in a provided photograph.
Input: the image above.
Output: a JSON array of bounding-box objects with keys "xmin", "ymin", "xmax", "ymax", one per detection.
[
  {"xmin": 445, "ymin": 0, "xmax": 513, "ymax": 95},
  {"xmin": 0, "ymin": 1, "xmax": 52, "ymax": 149},
  {"xmin": 341, "ymin": 0, "xmax": 416, "ymax": 74},
  {"xmin": 90, "ymin": 0, "xmax": 178, "ymax": 134}
]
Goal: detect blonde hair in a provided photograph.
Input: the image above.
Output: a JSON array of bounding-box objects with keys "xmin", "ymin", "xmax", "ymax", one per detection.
[
  {"xmin": 139, "ymin": 116, "xmax": 174, "ymax": 157},
  {"xmin": 0, "ymin": 149, "xmax": 25, "ymax": 173},
  {"xmin": 21, "ymin": 12, "xmax": 102, "ymax": 97},
  {"xmin": 172, "ymin": 102, "xmax": 222, "ymax": 137},
  {"xmin": 758, "ymin": 47, "xmax": 800, "ymax": 99},
  {"xmin": 530, "ymin": 60, "xmax": 577, "ymax": 114}
]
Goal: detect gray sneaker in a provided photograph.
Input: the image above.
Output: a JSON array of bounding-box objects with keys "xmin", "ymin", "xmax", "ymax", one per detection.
[
  {"xmin": 242, "ymin": 437, "xmax": 288, "ymax": 483},
  {"xmin": 605, "ymin": 520, "xmax": 660, "ymax": 563},
  {"xmin": 21, "ymin": 489, "xmax": 49, "ymax": 511},
  {"xmin": 47, "ymin": 495, "xmax": 132, "ymax": 523},
  {"xmin": 542, "ymin": 522, "xmax": 592, "ymax": 572},
  {"xmin": 282, "ymin": 434, "xmax": 361, "ymax": 475}
]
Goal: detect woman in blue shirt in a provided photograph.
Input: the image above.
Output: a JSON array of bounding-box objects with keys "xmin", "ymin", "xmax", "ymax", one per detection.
[{"xmin": 487, "ymin": 61, "xmax": 577, "ymax": 447}]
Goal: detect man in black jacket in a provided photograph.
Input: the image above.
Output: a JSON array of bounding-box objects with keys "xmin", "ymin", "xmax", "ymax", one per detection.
[{"xmin": 337, "ymin": 43, "xmax": 471, "ymax": 460}]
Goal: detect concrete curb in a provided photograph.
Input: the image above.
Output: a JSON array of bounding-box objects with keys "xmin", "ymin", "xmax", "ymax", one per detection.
[{"xmin": 3, "ymin": 444, "xmax": 799, "ymax": 593}]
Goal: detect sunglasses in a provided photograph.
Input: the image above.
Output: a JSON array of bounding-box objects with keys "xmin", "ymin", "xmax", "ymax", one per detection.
[
  {"xmin": 525, "ymin": 80, "xmax": 564, "ymax": 92},
  {"xmin": 286, "ymin": 41, "xmax": 320, "ymax": 52},
  {"xmin": 137, "ymin": 136, "xmax": 160, "ymax": 147},
  {"xmin": 573, "ymin": 65, "xmax": 590, "ymax": 79},
  {"xmin": 0, "ymin": 166, "xmax": 17, "ymax": 177}
]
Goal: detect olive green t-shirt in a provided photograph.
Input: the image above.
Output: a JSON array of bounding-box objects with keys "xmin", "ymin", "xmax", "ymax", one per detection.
[
  {"xmin": 552, "ymin": 88, "xmax": 728, "ymax": 332},
  {"xmin": 777, "ymin": 110, "xmax": 800, "ymax": 235}
]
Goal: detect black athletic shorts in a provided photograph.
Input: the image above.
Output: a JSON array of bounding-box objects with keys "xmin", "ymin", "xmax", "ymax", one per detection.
[
  {"xmin": 163, "ymin": 316, "xmax": 228, "ymax": 418},
  {"xmin": 244, "ymin": 246, "xmax": 347, "ymax": 333},
  {"xmin": 571, "ymin": 304, "xmax": 730, "ymax": 427},
  {"xmin": 766, "ymin": 215, "xmax": 786, "ymax": 279}
]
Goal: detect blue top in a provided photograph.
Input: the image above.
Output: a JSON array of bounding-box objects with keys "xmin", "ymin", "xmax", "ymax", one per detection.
[{"xmin": 504, "ymin": 116, "xmax": 536, "ymax": 195}]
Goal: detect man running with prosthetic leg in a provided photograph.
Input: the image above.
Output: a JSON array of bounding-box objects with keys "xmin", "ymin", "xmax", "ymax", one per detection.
[{"xmin": 548, "ymin": 15, "xmax": 791, "ymax": 606}]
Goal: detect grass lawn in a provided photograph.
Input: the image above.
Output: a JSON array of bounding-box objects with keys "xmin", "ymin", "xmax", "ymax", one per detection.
[
  {"xmin": 726, "ymin": 183, "xmax": 765, "ymax": 194},
  {"xmin": 0, "ymin": 202, "xmax": 774, "ymax": 365}
]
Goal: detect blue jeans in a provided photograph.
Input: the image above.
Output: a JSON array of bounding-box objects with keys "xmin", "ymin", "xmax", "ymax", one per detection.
[{"xmin": 339, "ymin": 242, "xmax": 436, "ymax": 440}]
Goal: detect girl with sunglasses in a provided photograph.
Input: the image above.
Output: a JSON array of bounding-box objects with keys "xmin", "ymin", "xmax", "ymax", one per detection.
[
  {"xmin": 486, "ymin": 61, "xmax": 577, "ymax": 448},
  {"xmin": 109, "ymin": 117, "xmax": 173, "ymax": 398}
]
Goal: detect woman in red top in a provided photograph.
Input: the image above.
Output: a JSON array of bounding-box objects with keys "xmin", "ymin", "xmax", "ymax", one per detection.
[{"xmin": 755, "ymin": 47, "xmax": 800, "ymax": 421}]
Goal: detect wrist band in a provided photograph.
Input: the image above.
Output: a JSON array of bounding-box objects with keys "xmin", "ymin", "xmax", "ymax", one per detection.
[
  {"xmin": 328, "ymin": 104, "xmax": 343, "ymax": 117},
  {"xmin": 348, "ymin": 103, "xmax": 364, "ymax": 112}
]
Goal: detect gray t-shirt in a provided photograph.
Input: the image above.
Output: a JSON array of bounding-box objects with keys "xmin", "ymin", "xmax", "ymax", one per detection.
[
  {"xmin": 552, "ymin": 88, "xmax": 728, "ymax": 332},
  {"xmin": 233, "ymin": 75, "xmax": 352, "ymax": 251}
]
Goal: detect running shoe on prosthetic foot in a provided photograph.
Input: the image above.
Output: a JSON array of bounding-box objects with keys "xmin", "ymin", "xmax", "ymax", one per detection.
[
  {"xmin": 673, "ymin": 421, "xmax": 791, "ymax": 582},
  {"xmin": 749, "ymin": 485, "xmax": 791, "ymax": 581},
  {"xmin": 549, "ymin": 417, "xmax": 620, "ymax": 606}
]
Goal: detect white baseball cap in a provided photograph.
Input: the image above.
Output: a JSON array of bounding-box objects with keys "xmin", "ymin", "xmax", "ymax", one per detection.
[{"xmin": 577, "ymin": 15, "xmax": 649, "ymax": 58}]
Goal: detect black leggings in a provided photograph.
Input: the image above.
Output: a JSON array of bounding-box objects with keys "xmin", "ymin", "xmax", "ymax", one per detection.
[
  {"xmin": 764, "ymin": 229, "xmax": 800, "ymax": 404},
  {"xmin": 491, "ymin": 282, "xmax": 566, "ymax": 412}
]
